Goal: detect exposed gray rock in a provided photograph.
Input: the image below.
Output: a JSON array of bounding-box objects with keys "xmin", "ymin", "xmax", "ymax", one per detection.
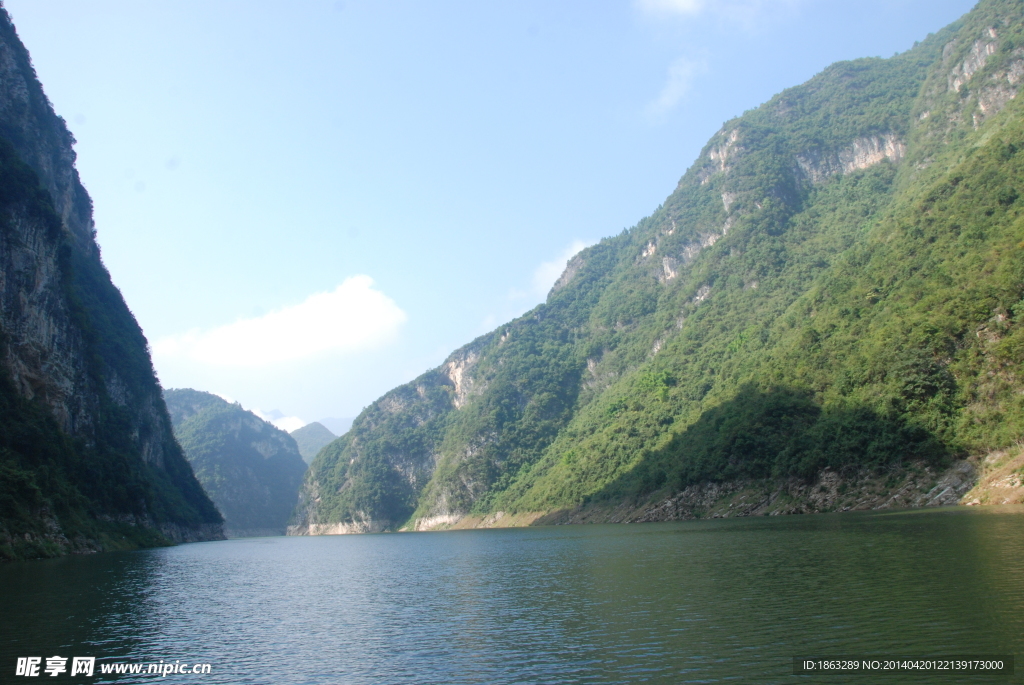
[{"xmin": 0, "ymin": 9, "xmax": 223, "ymax": 557}]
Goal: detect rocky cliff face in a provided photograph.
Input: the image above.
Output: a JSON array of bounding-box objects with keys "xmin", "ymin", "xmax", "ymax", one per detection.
[
  {"xmin": 294, "ymin": 0, "xmax": 1024, "ymax": 535},
  {"xmin": 0, "ymin": 7, "xmax": 222, "ymax": 560},
  {"xmin": 290, "ymin": 338, "xmax": 493, "ymax": 534}
]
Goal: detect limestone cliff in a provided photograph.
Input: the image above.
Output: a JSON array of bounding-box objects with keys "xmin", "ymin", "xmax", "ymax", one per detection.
[
  {"xmin": 289, "ymin": 335, "xmax": 495, "ymax": 534},
  {"xmin": 295, "ymin": 0, "xmax": 1024, "ymax": 535},
  {"xmin": 0, "ymin": 6, "xmax": 223, "ymax": 560}
]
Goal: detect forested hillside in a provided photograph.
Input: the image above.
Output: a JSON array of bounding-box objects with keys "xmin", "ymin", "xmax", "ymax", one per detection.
[
  {"xmin": 165, "ymin": 390, "xmax": 307, "ymax": 537},
  {"xmin": 290, "ymin": 422, "xmax": 336, "ymax": 464},
  {"xmin": 293, "ymin": 0, "xmax": 1024, "ymax": 534}
]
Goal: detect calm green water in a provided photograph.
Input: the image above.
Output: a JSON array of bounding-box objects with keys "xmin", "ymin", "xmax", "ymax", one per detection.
[{"xmin": 1, "ymin": 507, "xmax": 1023, "ymax": 684}]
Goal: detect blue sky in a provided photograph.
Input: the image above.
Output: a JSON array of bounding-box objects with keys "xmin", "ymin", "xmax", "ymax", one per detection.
[{"xmin": 4, "ymin": 0, "xmax": 977, "ymax": 429}]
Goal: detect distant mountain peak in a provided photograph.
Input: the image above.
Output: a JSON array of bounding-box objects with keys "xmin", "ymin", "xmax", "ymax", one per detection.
[{"xmin": 290, "ymin": 422, "xmax": 337, "ymax": 464}]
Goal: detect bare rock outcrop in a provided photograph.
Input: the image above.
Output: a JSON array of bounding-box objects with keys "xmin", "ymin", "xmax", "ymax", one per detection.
[{"xmin": 796, "ymin": 134, "xmax": 906, "ymax": 185}]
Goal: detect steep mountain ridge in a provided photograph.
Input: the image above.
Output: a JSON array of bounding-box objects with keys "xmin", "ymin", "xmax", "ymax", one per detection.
[
  {"xmin": 0, "ymin": 6, "xmax": 222, "ymax": 560},
  {"xmin": 292, "ymin": 0, "xmax": 1024, "ymax": 535},
  {"xmin": 165, "ymin": 389, "xmax": 307, "ymax": 537}
]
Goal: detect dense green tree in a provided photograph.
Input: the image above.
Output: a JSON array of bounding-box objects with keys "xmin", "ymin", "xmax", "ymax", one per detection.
[
  {"xmin": 296, "ymin": 0, "xmax": 1024, "ymax": 531},
  {"xmin": 165, "ymin": 390, "xmax": 308, "ymax": 536}
]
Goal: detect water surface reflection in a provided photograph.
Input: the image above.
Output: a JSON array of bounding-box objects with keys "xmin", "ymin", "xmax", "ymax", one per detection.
[{"xmin": 1, "ymin": 506, "xmax": 1022, "ymax": 684}]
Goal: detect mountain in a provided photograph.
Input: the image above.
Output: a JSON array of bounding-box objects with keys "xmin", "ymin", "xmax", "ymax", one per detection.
[
  {"xmin": 163, "ymin": 387, "xmax": 225, "ymax": 425},
  {"xmin": 292, "ymin": 0, "xmax": 1024, "ymax": 535},
  {"xmin": 0, "ymin": 9, "xmax": 223, "ymax": 560},
  {"xmin": 318, "ymin": 417, "xmax": 354, "ymax": 436},
  {"xmin": 164, "ymin": 389, "xmax": 307, "ymax": 537},
  {"xmin": 290, "ymin": 422, "xmax": 336, "ymax": 464}
]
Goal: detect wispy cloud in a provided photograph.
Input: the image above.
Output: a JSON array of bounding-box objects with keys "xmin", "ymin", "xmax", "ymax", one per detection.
[
  {"xmin": 645, "ymin": 57, "xmax": 703, "ymax": 120},
  {"xmin": 635, "ymin": 0, "xmax": 704, "ymax": 15},
  {"xmin": 479, "ymin": 313, "xmax": 499, "ymax": 332},
  {"xmin": 153, "ymin": 275, "xmax": 406, "ymax": 368},
  {"xmin": 510, "ymin": 240, "xmax": 593, "ymax": 301},
  {"xmin": 634, "ymin": 0, "xmax": 802, "ymax": 28},
  {"xmin": 533, "ymin": 240, "xmax": 590, "ymax": 296}
]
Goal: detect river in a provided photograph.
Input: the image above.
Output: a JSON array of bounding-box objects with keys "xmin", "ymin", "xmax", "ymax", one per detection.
[{"xmin": 2, "ymin": 506, "xmax": 1023, "ymax": 684}]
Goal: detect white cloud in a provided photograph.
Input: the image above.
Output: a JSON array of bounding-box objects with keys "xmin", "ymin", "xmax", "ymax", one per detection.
[
  {"xmin": 646, "ymin": 57, "xmax": 703, "ymax": 120},
  {"xmin": 252, "ymin": 408, "xmax": 307, "ymax": 433},
  {"xmin": 153, "ymin": 275, "xmax": 406, "ymax": 368},
  {"xmin": 274, "ymin": 416, "xmax": 306, "ymax": 432}
]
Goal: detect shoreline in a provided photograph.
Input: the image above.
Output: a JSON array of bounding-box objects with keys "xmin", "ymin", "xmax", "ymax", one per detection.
[{"xmin": 287, "ymin": 447, "xmax": 1024, "ymax": 535}]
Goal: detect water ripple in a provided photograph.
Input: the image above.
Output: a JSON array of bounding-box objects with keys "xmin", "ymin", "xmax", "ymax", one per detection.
[{"xmin": 1, "ymin": 507, "xmax": 1023, "ymax": 684}]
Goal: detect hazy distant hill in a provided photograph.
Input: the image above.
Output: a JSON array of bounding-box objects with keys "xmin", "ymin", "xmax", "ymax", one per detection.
[
  {"xmin": 165, "ymin": 389, "xmax": 307, "ymax": 537},
  {"xmin": 292, "ymin": 0, "xmax": 1024, "ymax": 534},
  {"xmin": 164, "ymin": 387, "xmax": 224, "ymax": 425},
  {"xmin": 318, "ymin": 417, "xmax": 354, "ymax": 436},
  {"xmin": 290, "ymin": 422, "xmax": 336, "ymax": 463}
]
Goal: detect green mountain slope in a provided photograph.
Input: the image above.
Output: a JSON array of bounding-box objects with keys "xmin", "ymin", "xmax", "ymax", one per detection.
[
  {"xmin": 290, "ymin": 422, "xmax": 336, "ymax": 464},
  {"xmin": 165, "ymin": 390, "xmax": 308, "ymax": 537},
  {"xmin": 0, "ymin": 10, "xmax": 222, "ymax": 560},
  {"xmin": 293, "ymin": 0, "xmax": 1024, "ymax": 534}
]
